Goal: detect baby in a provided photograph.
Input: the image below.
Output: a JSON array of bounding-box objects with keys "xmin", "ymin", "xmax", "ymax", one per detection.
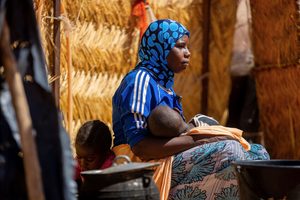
[
  {"xmin": 147, "ymin": 105, "xmax": 219, "ymax": 138},
  {"xmin": 146, "ymin": 105, "xmax": 250, "ymax": 150}
]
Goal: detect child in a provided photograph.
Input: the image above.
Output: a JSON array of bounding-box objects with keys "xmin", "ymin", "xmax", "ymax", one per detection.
[
  {"xmin": 74, "ymin": 120, "xmax": 115, "ymax": 186},
  {"xmin": 147, "ymin": 105, "xmax": 251, "ymax": 150}
]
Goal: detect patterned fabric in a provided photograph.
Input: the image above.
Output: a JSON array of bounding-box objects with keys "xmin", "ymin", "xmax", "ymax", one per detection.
[
  {"xmin": 137, "ymin": 19, "xmax": 190, "ymax": 89},
  {"xmin": 168, "ymin": 141, "xmax": 270, "ymax": 200}
]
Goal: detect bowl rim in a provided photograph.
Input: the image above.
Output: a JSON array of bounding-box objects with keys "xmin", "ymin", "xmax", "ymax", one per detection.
[{"xmin": 232, "ymin": 159, "xmax": 300, "ymax": 169}]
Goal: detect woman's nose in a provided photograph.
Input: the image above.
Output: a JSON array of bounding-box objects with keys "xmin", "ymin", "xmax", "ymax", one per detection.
[{"xmin": 184, "ymin": 48, "xmax": 191, "ymax": 57}]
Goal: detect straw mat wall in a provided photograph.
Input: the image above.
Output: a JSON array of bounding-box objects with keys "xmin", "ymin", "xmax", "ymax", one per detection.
[
  {"xmin": 251, "ymin": 0, "xmax": 300, "ymax": 158},
  {"xmin": 208, "ymin": 0, "xmax": 237, "ymax": 121},
  {"xmin": 254, "ymin": 66, "xmax": 300, "ymax": 159},
  {"xmin": 35, "ymin": 0, "xmax": 237, "ymax": 151}
]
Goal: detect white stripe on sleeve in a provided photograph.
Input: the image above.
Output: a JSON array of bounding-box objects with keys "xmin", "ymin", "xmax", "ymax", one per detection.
[
  {"xmin": 135, "ymin": 72, "xmax": 146, "ymax": 113},
  {"xmin": 131, "ymin": 70, "xmax": 142, "ymax": 113},
  {"xmin": 141, "ymin": 74, "xmax": 150, "ymax": 115}
]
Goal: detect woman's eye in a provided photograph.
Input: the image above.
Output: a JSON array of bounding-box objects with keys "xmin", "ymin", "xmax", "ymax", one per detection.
[
  {"xmin": 180, "ymin": 45, "xmax": 188, "ymax": 49},
  {"xmin": 176, "ymin": 44, "xmax": 184, "ymax": 48}
]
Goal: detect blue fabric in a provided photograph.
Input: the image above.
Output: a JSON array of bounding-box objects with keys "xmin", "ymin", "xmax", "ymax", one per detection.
[
  {"xmin": 112, "ymin": 68, "xmax": 183, "ymax": 147},
  {"xmin": 137, "ymin": 19, "xmax": 189, "ymax": 89},
  {"xmin": 113, "ymin": 19, "xmax": 189, "ymax": 147}
]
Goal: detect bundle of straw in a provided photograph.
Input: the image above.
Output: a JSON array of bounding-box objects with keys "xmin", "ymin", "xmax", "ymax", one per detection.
[
  {"xmin": 60, "ymin": 70, "xmax": 123, "ymax": 135},
  {"xmin": 60, "ymin": 22, "xmax": 140, "ymax": 75},
  {"xmin": 63, "ymin": 0, "xmax": 133, "ymax": 28}
]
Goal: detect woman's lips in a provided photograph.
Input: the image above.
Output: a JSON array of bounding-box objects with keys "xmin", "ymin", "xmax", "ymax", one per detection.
[{"xmin": 182, "ymin": 61, "xmax": 189, "ymax": 66}]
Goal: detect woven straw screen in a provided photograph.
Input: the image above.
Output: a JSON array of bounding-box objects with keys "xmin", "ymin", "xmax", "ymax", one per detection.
[
  {"xmin": 251, "ymin": 0, "xmax": 300, "ymax": 159},
  {"xmin": 35, "ymin": 0, "xmax": 237, "ymax": 150}
]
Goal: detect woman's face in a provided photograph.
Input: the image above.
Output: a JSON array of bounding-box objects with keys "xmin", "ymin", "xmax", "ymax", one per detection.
[{"xmin": 167, "ymin": 35, "xmax": 191, "ymax": 73}]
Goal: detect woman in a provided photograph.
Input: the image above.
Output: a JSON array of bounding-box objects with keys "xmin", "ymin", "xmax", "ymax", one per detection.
[{"xmin": 112, "ymin": 19, "xmax": 269, "ymax": 200}]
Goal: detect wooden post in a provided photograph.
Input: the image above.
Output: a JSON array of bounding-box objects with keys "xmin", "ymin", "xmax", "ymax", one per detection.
[
  {"xmin": 66, "ymin": 31, "xmax": 72, "ymax": 134},
  {"xmin": 52, "ymin": 0, "xmax": 61, "ymax": 108},
  {"xmin": 0, "ymin": 20, "xmax": 45, "ymax": 200},
  {"xmin": 61, "ymin": 3, "xmax": 73, "ymax": 135},
  {"xmin": 201, "ymin": 0, "xmax": 211, "ymax": 115}
]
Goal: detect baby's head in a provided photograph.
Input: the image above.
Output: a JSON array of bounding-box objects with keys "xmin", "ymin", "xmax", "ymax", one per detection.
[
  {"xmin": 147, "ymin": 105, "xmax": 189, "ymax": 137},
  {"xmin": 75, "ymin": 120, "xmax": 112, "ymax": 171}
]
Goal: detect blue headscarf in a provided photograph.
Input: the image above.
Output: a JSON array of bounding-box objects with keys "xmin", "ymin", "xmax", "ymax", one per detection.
[{"xmin": 136, "ymin": 19, "xmax": 190, "ymax": 89}]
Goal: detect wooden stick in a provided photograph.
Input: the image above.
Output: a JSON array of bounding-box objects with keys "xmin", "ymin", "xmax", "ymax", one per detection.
[
  {"xmin": 52, "ymin": 0, "xmax": 61, "ymax": 108},
  {"xmin": 61, "ymin": 2, "xmax": 73, "ymax": 136},
  {"xmin": 66, "ymin": 31, "xmax": 72, "ymax": 135},
  {"xmin": 0, "ymin": 20, "xmax": 45, "ymax": 200}
]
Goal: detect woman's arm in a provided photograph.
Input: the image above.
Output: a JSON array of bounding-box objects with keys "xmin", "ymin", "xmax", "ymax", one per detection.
[
  {"xmin": 132, "ymin": 135, "xmax": 195, "ymax": 160},
  {"xmin": 132, "ymin": 134, "xmax": 231, "ymax": 160}
]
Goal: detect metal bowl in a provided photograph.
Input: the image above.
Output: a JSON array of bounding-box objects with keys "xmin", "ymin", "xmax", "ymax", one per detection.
[
  {"xmin": 80, "ymin": 155, "xmax": 160, "ymax": 190},
  {"xmin": 232, "ymin": 160, "xmax": 300, "ymax": 200}
]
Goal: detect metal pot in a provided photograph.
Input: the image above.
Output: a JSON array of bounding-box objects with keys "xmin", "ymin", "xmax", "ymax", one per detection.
[
  {"xmin": 232, "ymin": 160, "xmax": 300, "ymax": 200},
  {"xmin": 79, "ymin": 155, "xmax": 160, "ymax": 200}
]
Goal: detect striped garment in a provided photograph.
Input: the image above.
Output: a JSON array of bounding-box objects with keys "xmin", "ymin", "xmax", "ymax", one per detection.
[{"xmin": 112, "ymin": 67, "xmax": 183, "ymax": 147}]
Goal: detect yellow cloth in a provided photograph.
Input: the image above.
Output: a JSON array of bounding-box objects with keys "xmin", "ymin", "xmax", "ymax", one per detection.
[
  {"xmin": 188, "ymin": 125, "xmax": 251, "ymax": 151},
  {"xmin": 112, "ymin": 126, "xmax": 250, "ymax": 200}
]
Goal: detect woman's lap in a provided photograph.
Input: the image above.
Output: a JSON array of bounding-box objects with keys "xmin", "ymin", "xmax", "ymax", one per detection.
[{"xmin": 169, "ymin": 140, "xmax": 269, "ymax": 200}]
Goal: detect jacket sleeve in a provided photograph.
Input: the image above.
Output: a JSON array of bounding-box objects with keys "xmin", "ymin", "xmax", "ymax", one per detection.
[{"xmin": 119, "ymin": 71, "xmax": 157, "ymax": 147}]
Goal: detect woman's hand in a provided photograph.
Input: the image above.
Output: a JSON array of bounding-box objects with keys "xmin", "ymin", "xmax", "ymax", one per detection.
[
  {"xmin": 132, "ymin": 135, "xmax": 196, "ymax": 160},
  {"xmin": 132, "ymin": 134, "xmax": 237, "ymax": 161},
  {"xmin": 192, "ymin": 135, "xmax": 237, "ymax": 146}
]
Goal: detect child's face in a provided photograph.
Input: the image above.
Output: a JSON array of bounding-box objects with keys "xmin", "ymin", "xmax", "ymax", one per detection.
[{"xmin": 75, "ymin": 145, "xmax": 102, "ymax": 171}]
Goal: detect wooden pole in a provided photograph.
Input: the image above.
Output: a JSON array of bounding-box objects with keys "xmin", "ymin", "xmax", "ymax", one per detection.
[
  {"xmin": 52, "ymin": 0, "xmax": 61, "ymax": 108},
  {"xmin": 201, "ymin": 0, "xmax": 211, "ymax": 115},
  {"xmin": 0, "ymin": 20, "xmax": 45, "ymax": 200},
  {"xmin": 66, "ymin": 30, "xmax": 72, "ymax": 135},
  {"xmin": 35, "ymin": 0, "xmax": 44, "ymax": 27},
  {"xmin": 61, "ymin": 3, "xmax": 73, "ymax": 135}
]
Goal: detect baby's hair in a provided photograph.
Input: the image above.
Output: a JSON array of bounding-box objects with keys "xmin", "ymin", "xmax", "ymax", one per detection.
[{"xmin": 75, "ymin": 120, "xmax": 112, "ymax": 154}]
